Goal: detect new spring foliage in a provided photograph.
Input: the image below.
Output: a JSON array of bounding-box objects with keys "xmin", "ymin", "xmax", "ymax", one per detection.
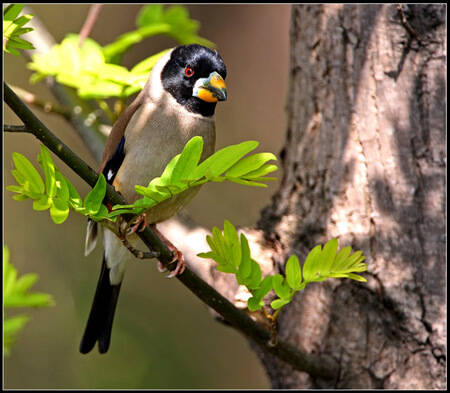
[
  {"xmin": 7, "ymin": 137, "xmax": 277, "ymax": 224},
  {"xmin": 198, "ymin": 221, "xmax": 367, "ymax": 312}
]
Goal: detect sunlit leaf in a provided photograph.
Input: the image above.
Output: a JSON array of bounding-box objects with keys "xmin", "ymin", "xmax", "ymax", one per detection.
[
  {"xmin": 84, "ymin": 174, "xmax": 106, "ymax": 214},
  {"xmin": 12, "ymin": 152, "xmax": 44, "ymax": 195},
  {"xmin": 319, "ymin": 238, "xmax": 338, "ymax": 275},
  {"xmin": 37, "ymin": 145, "xmax": 56, "ymax": 198},
  {"xmin": 285, "ymin": 254, "xmax": 302, "ymax": 290},
  {"xmin": 302, "ymin": 244, "xmax": 322, "ymax": 282},
  {"xmin": 49, "ymin": 197, "xmax": 69, "ymax": 224},
  {"xmin": 191, "ymin": 141, "xmax": 259, "ymax": 180}
]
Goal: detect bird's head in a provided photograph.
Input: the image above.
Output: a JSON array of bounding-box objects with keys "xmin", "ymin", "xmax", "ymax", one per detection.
[{"xmin": 161, "ymin": 44, "xmax": 227, "ymax": 117}]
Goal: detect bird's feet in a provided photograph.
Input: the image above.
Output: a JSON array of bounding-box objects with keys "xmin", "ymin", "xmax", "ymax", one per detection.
[
  {"xmin": 152, "ymin": 225, "xmax": 185, "ymax": 278},
  {"xmin": 126, "ymin": 213, "xmax": 148, "ymax": 236}
]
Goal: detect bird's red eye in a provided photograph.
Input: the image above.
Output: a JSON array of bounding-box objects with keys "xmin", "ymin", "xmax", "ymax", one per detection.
[{"xmin": 184, "ymin": 66, "xmax": 194, "ymax": 77}]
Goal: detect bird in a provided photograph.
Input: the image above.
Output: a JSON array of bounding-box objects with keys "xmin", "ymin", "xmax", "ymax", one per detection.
[{"xmin": 79, "ymin": 44, "xmax": 227, "ymax": 354}]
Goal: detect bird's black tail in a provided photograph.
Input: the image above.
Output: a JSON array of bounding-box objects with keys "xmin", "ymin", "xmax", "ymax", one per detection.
[{"xmin": 79, "ymin": 256, "xmax": 122, "ymax": 354}]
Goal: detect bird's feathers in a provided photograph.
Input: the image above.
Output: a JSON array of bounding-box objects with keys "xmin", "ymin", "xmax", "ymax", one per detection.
[
  {"xmin": 81, "ymin": 44, "xmax": 227, "ymax": 354},
  {"xmin": 79, "ymin": 256, "xmax": 122, "ymax": 354}
]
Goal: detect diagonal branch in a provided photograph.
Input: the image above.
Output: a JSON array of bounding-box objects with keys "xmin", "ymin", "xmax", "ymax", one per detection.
[{"xmin": 4, "ymin": 81, "xmax": 339, "ymax": 380}]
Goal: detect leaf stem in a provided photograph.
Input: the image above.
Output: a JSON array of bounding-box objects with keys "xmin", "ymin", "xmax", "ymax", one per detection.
[{"xmin": 10, "ymin": 85, "xmax": 71, "ymax": 120}]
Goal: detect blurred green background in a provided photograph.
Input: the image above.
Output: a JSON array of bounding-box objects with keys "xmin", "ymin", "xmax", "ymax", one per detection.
[{"xmin": 4, "ymin": 4, "xmax": 290, "ymax": 389}]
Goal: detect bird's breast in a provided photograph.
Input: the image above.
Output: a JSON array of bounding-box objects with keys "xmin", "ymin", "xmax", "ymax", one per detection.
[{"xmin": 113, "ymin": 97, "xmax": 216, "ymax": 223}]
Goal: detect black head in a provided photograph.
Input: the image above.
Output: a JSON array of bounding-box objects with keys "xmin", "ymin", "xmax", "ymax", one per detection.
[{"xmin": 161, "ymin": 44, "xmax": 227, "ymax": 117}]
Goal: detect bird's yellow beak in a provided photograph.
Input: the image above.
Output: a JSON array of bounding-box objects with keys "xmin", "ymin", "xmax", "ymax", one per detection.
[{"xmin": 193, "ymin": 71, "xmax": 227, "ymax": 103}]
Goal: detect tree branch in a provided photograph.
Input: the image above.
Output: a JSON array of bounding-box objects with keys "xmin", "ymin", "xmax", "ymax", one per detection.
[
  {"xmin": 4, "ymin": 81, "xmax": 339, "ymax": 380},
  {"xmin": 78, "ymin": 4, "xmax": 103, "ymax": 47}
]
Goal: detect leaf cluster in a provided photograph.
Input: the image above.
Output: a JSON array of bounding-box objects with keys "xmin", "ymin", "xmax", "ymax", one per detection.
[
  {"xmin": 3, "ymin": 246, "xmax": 54, "ymax": 355},
  {"xmin": 3, "ymin": 4, "xmax": 35, "ymax": 56},
  {"xmin": 103, "ymin": 4, "xmax": 214, "ymax": 64},
  {"xmin": 109, "ymin": 136, "xmax": 278, "ymax": 217},
  {"xmin": 27, "ymin": 5, "xmax": 212, "ymax": 100},
  {"xmin": 6, "ymin": 145, "xmax": 110, "ymax": 224},
  {"xmin": 198, "ymin": 221, "xmax": 367, "ymax": 313},
  {"xmin": 7, "ymin": 137, "xmax": 277, "ymax": 225}
]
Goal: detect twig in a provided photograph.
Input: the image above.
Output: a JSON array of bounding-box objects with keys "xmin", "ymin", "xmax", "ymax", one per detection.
[
  {"xmin": 11, "ymin": 85, "xmax": 71, "ymax": 119},
  {"xmin": 78, "ymin": 4, "xmax": 103, "ymax": 47},
  {"xmin": 120, "ymin": 236, "xmax": 160, "ymax": 260},
  {"xmin": 3, "ymin": 81, "xmax": 339, "ymax": 380},
  {"xmin": 4, "ymin": 124, "xmax": 31, "ymax": 133}
]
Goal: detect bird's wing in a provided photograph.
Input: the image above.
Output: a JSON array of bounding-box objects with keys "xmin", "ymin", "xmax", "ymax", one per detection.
[
  {"xmin": 85, "ymin": 87, "xmax": 147, "ymax": 256},
  {"xmin": 99, "ymin": 87, "xmax": 147, "ymax": 176}
]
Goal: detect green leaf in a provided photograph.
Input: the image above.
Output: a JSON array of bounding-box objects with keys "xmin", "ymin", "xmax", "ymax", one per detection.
[
  {"xmin": 3, "ymin": 244, "xmax": 54, "ymax": 355},
  {"xmin": 12, "ymin": 273, "xmax": 38, "ymax": 294},
  {"xmin": 131, "ymin": 49, "xmax": 171, "ymax": 74},
  {"xmin": 33, "ymin": 195, "xmax": 52, "ymax": 211},
  {"xmin": 37, "ymin": 145, "xmax": 56, "ymax": 198},
  {"xmin": 11, "ymin": 168, "xmax": 26, "ymax": 186},
  {"xmin": 272, "ymin": 274, "xmax": 292, "ymax": 299},
  {"xmin": 136, "ymin": 4, "xmax": 164, "ymax": 27},
  {"xmin": 248, "ymin": 297, "xmax": 263, "ymax": 312},
  {"xmin": 12, "ymin": 152, "xmax": 45, "ymax": 195},
  {"xmin": 271, "ymin": 298, "xmax": 291, "ymax": 310},
  {"xmin": 66, "ymin": 179, "xmax": 83, "ymax": 209},
  {"xmin": 103, "ymin": 24, "xmax": 170, "ymax": 63},
  {"xmin": 285, "ymin": 254, "xmax": 302, "ymax": 290},
  {"xmin": 236, "ymin": 234, "xmax": 252, "ymax": 282},
  {"xmin": 136, "ymin": 5, "xmax": 214, "ymax": 47},
  {"xmin": 223, "ymin": 220, "xmax": 241, "ymax": 267},
  {"xmin": 8, "ymin": 36, "xmax": 34, "ymax": 50},
  {"xmin": 242, "ymin": 163, "xmax": 278, "ymax": 179},
  {"xmin": 302, "ymin": 244, "xmax": 322, "ymax": 282},
  {"xmin": 84, "ymin": 174, "xmax": 106, "ymax": 214},
  {"xmin": 226, "ymin": 177, "xmax": 269, "ymax": 188},
  {"xmin": 332, "ymin": 246, "xmax": 352, "ymax": 272},
  {"xmin": 319, "ymin": 238, "xmax": 338, "ymax": 275},
  {"xmin": 13, "ymin": 14, "xmax": 33, "ymax": 27},
  {"xmin": 248, "ymin": 275, "xmax": 273, "ymax": 311},
  {"xmin": 211, "ymin": 226, "xmax": 229, "ymax": 268},
  {"xmin": 246, "ymin": 260, "xmax": 262, "ymax": 289},
  {"xmin": 12, "ymin": 194, "xmax": 29, "ymax": 201},
  {"xmin": 6, "ymin": 185, "xmax": 24, "ymax": 194},
  {"xmin": 89, "ymin": 203, "xmax": 111, "ymax": 221},
  {"xmin": 4, "ymin": 4, "xmax": 24, "ymax": 21},
  {"xmin": 225, "ymin": 152, "xmax": 277, "ymax": 178},
  {"xmin": 347, "ymin": 273, "xmax": 367, "ymax": 282},
  {"xmin": 191, "ymin": 141, "xmax": 259, "ymax": 180},
  {"xmin": 4, "ymin": 314, "xmax": 29, "ymax": 356},
  {"xmin": 5, "ymin": 292, "xmax": 55, "ymax": 308},
  {"xmin": 170, "ymin": 136, "xmax": 204, "ymax": 183},
  {"xmin": 3, "ymin": 5, "xmax": 35, "ymax": 56},
  {"xmin": 77, "ymin": 79, "xmax": 124, "ymax": 99},
  {"xmin": 49, "ymin": 197, "xmax": 69, "ymax": 224},
  {"xmin": 55, "ymin": 170, "xmax": 70, "ymax": 202}
]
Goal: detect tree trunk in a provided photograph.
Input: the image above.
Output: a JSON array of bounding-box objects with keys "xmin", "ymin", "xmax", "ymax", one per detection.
[{"xmin": 255, "ymin": 4, "xmax": 446, "ymax": 388}]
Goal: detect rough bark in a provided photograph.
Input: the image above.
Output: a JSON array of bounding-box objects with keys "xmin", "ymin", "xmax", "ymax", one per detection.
[{"xmin": 252, "ymin": 4, "xmax": 446, "ymax": 388}]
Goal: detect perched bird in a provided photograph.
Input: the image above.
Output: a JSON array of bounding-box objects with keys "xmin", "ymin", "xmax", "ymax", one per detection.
[{"xmin": 80, "ymin": 44, "xmax": 227, "ymax": 354}]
